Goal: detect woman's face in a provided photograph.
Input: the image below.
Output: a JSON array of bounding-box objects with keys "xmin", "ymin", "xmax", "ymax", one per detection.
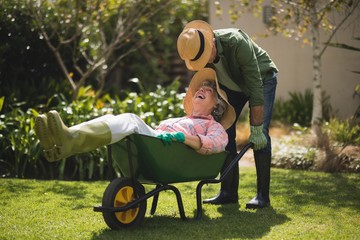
[{"xmin": 192, "ymin": 82, "xmax": 217, "ymax": 116}]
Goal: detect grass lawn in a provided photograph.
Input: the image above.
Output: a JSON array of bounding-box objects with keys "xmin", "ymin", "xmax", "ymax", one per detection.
[{"xmin": 1, "ymin": 167, "xmax": 359, "ymax": 240}]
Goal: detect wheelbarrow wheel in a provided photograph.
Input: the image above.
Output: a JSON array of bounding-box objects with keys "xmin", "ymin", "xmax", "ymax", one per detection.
[{"xmin": 102, "ymin": 177, "xmax": 147, "ymax": 229}]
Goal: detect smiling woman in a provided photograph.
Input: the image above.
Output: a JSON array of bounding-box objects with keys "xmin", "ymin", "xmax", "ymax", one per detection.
[
  {"xmin": 183, "ymin": 68, "xmax": 235, "ymax": 129},
  {"xmin": 196, "ymin": 80, "xmax": 229, "ymax": 123},
  {"xmin": 192, "ymin": 81, "xmax": 218, "ymax": 120},
  {"xmin": 34, "ymin": 68, "xmax": 236, "ymax": 162}
]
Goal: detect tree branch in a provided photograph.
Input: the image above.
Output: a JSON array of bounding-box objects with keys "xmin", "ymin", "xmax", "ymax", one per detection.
[
  {"xmin": 320, "ymin": 0, "xmax": 360, "ymax": 57},
  {"xmin": 29, "ymin": 3, "xmax": 76, "ymax": 90}
]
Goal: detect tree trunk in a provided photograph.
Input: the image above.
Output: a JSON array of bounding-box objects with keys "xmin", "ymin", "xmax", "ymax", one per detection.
[
  {"xmin": 310, "ymin": 8, "xmax": 324, "ymax": 148},
  {"xmin": 310, "ymin": 14, "xmax": 336, "ymax": 171}
]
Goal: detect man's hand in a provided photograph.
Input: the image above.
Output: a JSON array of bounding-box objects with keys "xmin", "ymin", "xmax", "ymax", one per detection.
[
  {"xmin": 156, "ymin": 132, "xmax": 185, "ymax": 146},
  {"xmin": 249, "ymin": 124, "xmax": 267, "ymax": 150}
]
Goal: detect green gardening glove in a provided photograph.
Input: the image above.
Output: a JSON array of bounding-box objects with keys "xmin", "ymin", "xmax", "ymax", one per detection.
[
  {"xmin": 249, "ymin": 124, "xmax": 267, "ymax": 150},
  {"xmin": 156, "ymin": 132, "xmax": 185, "ymax": 146}
]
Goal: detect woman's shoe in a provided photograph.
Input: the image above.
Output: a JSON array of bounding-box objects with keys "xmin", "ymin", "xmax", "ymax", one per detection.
[
  {"xmin": 34, "ymin": 114, "xmax": 55, "ymax": 161},
  {"xmin": 47, "ymin": 110, "xmax": 111, "ymax": 161}
]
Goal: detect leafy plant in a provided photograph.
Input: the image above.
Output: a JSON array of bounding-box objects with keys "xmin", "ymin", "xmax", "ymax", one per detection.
[
  {"xmin": 0, "ymin": 96, "xmax": 4, "ymax": 112},
  {"xmin": 0, "ymin": 105, "xmax": 43, "ymax": 178},
  {"xmin": 324, "ymin": 118, "xmax": 360, "ymax": 146},
  {"xmin": 273, "ymin": 89, "xmax": 333, "ymax": 126},
  {"xmin": 1, "ymin": 81, "xmax": 185, "ymax": 180}
]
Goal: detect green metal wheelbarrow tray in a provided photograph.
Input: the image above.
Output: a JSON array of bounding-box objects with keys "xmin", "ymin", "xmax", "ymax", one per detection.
[{"xmin": 93, "ymin": 134, "xmax": 253, "ymax": 229}]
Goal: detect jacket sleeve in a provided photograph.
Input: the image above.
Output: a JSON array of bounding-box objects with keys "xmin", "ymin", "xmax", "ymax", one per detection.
[
  {"xmin": 234, "ymin": 31, "xmax": 264, "ymax": 107},
  {"xmin": 196, "ymin": 122, "xmax": 228, "ymax": 155}
]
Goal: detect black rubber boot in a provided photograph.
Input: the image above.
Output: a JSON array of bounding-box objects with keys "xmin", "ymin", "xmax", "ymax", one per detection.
[
  {"xmin": 203, "ymin": 154, "xmax": 239, "ymax": 205},
  {"xmin": 246, "ymin": 151, "xmax": 271, "ymax": 209}
]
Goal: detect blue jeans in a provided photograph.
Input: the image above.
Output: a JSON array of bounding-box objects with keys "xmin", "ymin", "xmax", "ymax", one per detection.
[
  {"xmin": 262, "ymin": 74, "xmax": 278, "ymax": 153},
  {"xmin": 221, "ymin": 73, "xmax": 278, "ymax": 155}
]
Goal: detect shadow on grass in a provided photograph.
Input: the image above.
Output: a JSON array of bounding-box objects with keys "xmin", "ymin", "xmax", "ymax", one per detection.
[
  {"xmin": 92, "ymin": 204, "xmax": 289, "ymax": 239},
  {"xmin": 270, "ymin": 169, "xmax": 360, "ymax": 211},
  {"xmin": 2, "ymin": 179, "xmax": 34, "ymax": 194},
  {"xmin": 45, "ymin": 181, "xmax": 89, "ymax": 198},
  {"xmin": 207, "ymin": 205, "xmax": 290, "ymax": 239},
  {"xmin": 1, "ymin": 179, "xmax": 35, "ymax": 205},
  {"xmin": 1, "ymin": 179, "xmax": 93, "ymax": 200}
]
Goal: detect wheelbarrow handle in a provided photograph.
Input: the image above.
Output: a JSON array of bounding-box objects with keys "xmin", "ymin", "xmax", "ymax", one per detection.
[{"xmin": 221, "ymin": 142, "xmax": 253, "ymax": 178}]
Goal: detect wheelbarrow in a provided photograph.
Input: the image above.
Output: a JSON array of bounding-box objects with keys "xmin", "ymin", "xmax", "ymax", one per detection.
[{"xmin": 93, "ymin": 134, "xmax": 253, "ymax": 229}]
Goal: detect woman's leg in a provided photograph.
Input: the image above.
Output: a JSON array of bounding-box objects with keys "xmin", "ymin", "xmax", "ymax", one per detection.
[
  {"xmin": 45, "ymin": 111, "xmax": 112, "ymax": 162},
  {"xmin": 34, "ymin": 114, "xmax": 55, "ymax": 161},
  {"xmin": 105, "ymin": 113, "xmax": 158, "ymax": 144},
  {"xmin": 37, "ymin": 111, "xmax": 157, "ymax": 162}
]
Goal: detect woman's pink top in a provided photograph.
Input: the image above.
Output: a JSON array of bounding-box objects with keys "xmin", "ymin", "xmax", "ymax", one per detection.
[{"xmin": 155, "ymin": 115, "xmax": 228, "ymax": 154}]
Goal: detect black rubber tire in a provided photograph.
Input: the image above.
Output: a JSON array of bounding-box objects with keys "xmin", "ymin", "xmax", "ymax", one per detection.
[{"xmin": 102, "ymin": 177, "xmax": 146, "ymax": 229}]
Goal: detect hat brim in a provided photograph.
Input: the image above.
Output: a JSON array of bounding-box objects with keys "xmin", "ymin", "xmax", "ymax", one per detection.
[
  {"xmin": 182, "ymin": 20, "xmax": 214, "ymax": 71},
  {"xmin": 183, "ymin": 68, "xmax": 236, "ymax": 130}
]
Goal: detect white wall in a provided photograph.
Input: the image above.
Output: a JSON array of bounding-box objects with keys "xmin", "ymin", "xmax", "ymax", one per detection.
[{"xmin": 209, "ymin": 1, "xmax": 360, "ymax": 119}]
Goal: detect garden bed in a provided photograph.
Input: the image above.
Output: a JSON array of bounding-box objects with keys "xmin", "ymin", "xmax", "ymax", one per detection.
[{"xmin": 236, "ymin": 122, "xmax": 360, "ymax": 173}]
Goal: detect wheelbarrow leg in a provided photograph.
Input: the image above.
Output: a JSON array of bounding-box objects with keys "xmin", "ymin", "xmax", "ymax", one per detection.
[
  {"xmin": 148, "ymin": 184, "xmax": 186, "ymax": 220},
  {"xmin": 195, "ymin": 181, "xmax": 205, "ymax": 220},
  {"xmin": 165, "ymin": 185, "xmax": 187, "ymax": 220},
  {"xmin": 195, "ymin": 143, "xmax": 254, "ymax": 219},
  {"xmin": 150, "ymin": 184, "xmax": 161, "ymax": 215},
  {"xmin": 195, "ymin": 179, "xmax": 219, "ymax": 220}
]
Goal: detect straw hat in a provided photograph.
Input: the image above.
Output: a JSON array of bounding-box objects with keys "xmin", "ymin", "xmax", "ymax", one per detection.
[
  {"xmin": 183, "ymin": 68, "xmax": 236, "ymax": 130},
  {"xmin": 177, "ymin": 20, "xmax": 214, "ymax": 71}
]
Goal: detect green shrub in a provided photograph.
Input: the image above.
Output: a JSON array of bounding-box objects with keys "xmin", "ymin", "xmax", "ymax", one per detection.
[
  {"xmin": 0, "ymin": 82, "xmax": 185, "ymax": 180},
  {"xmin": 273, "ymin": 89, "xmax": 333, "ymax": 126},
  {"xmin": 0, "ymin": 106, "xmax": 43, "ymax": 178},
  {"xmin": 324, "ymin": 118, "xmax": 360, "ymax": 146}
]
